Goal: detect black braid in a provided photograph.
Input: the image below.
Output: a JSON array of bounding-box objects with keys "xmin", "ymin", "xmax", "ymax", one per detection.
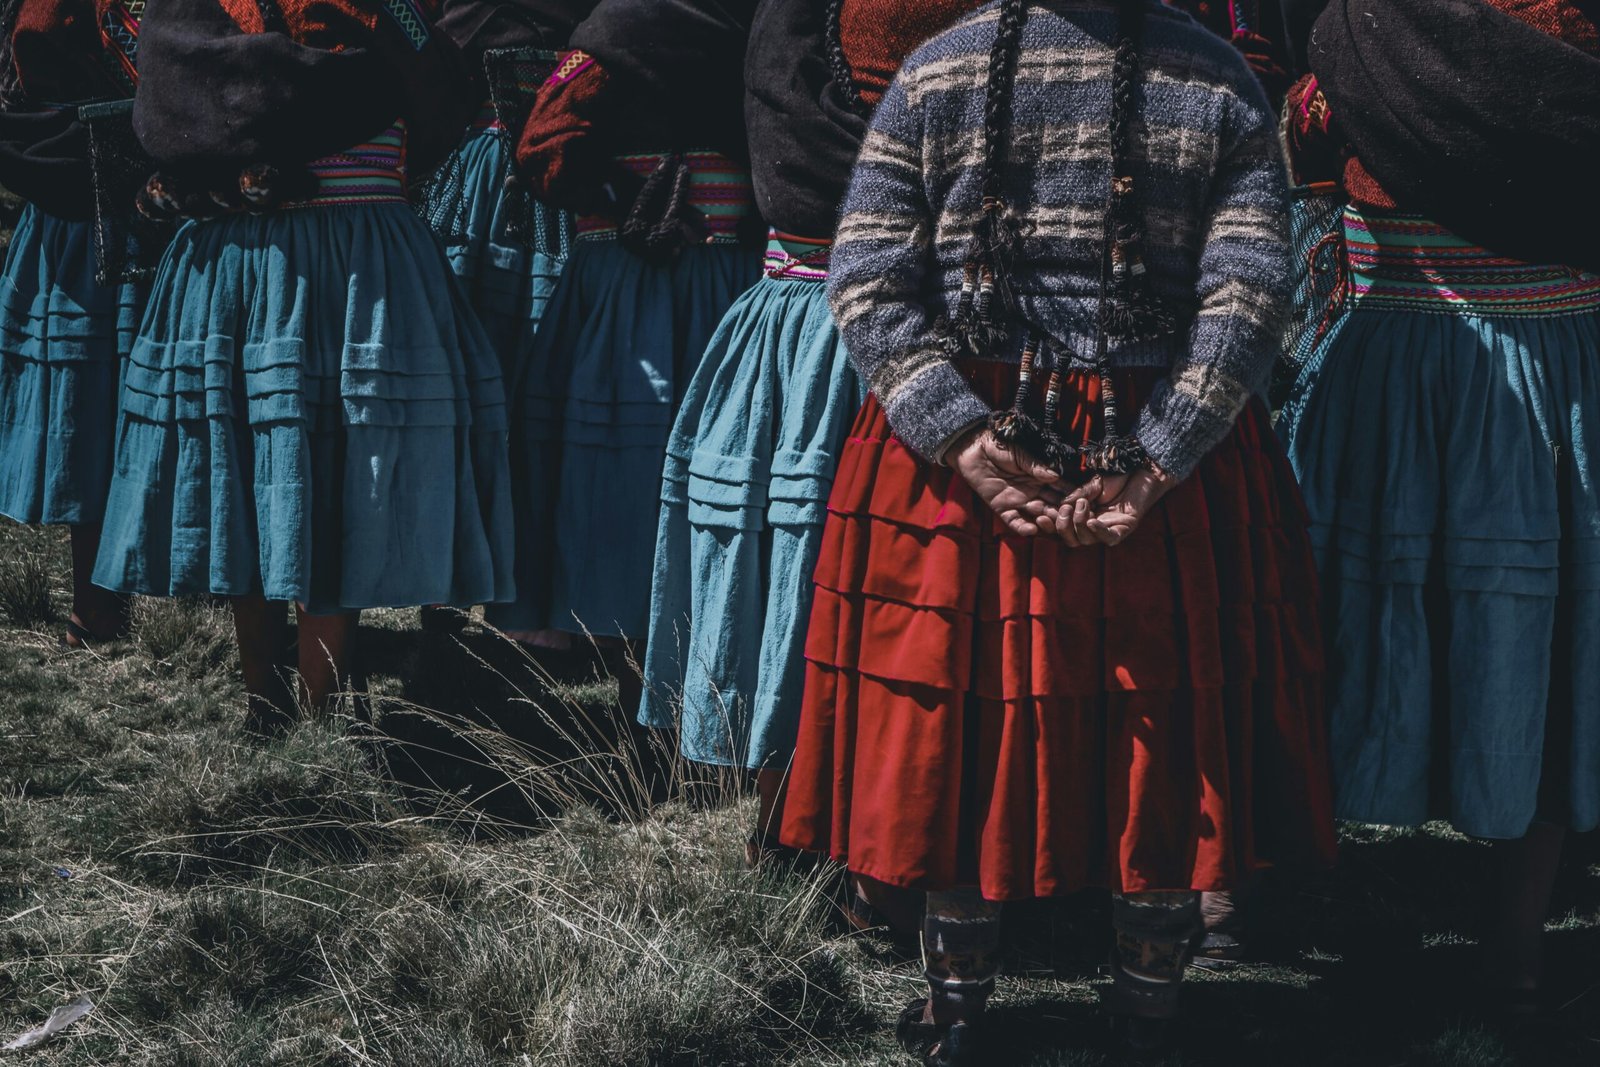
[
  {"xmin": 825, "ymin": 0, "xmax": 868, "ymax": 116},
  {"xmin": 1098, "ymin": 0, "xmax": 1173, "ymax": 342},
  {"xmin": 1081, "ymin": 0, "xmax": 1164, "ymax": 474},
  {"xmin": 953, "ymin": 0, "xmax": 1028, "ymax": 360},
  {"xmin": 978, "ymin": 0, "xmax": 1027, "ymax": 205}
]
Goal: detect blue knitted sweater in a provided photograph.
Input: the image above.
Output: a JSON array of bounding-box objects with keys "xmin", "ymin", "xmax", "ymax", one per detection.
[{"xmin": 826, "ymin": 0, "xmax": 1289, "ymax": 477}]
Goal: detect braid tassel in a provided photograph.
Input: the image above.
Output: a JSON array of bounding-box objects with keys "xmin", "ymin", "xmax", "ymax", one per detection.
[
  {"xmin": 1081, "ymin": 365, "xmax": 1149, "ymax": 474},
  {"xmin": 987, "ymin": 333, "xmax": 1058, "ymax": 466},
  {"xmin": 957, "ymin": 203, "xmax": 1025, "ymax": 355},
  {"xmin": 1100, "ymin": 183, "xmax": 1175, "ymax": 342}
]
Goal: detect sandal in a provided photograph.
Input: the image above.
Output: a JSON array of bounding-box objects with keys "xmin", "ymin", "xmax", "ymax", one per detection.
[{"xmin": 896, "ymin": 998, "xmax": 981, "ymax": 1067}]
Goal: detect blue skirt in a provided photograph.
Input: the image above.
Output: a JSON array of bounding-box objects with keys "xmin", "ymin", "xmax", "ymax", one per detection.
[
  {"xmin": 1280, "ymin": 208, "xmax": 1600, "ymax": 839},
  {"xmin": 639, "ymin": 272, "xmax": 863, "ymax": 768},
  {"xmin": 93, "ymin": 203, "xmax": 516, "ymax": 613},
  {"xmin": 0, "ymin": 205, "xmax": 146, "ymax": 525},
  {"xmin": 486, "ymin": 237, "xmax": 761, "ymax": 638},
  {"xmin": 443, "ymin": 122, "xmax": 570, "ymax": 373}
]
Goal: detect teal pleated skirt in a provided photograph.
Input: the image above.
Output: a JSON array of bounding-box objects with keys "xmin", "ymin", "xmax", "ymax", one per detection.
[
  {"xmin": 639, "ymin": 252, "xmax": 864, "ymax": 769},
  {"xmin": 486, "ymin": 236, "xmax": 762, "ymax": 638},
  {"xmin": 0, "ymin": 204, "xmax": 146, "ymax": 525},
  {"xmin": 1280, "ymin": 207, "xmax": 1600, "ymax": 839},
  {"xmin": 93, "ymin": 201, "xmax": 516, "ymax": 613},
  {"xmin": 442, "ymin": 117, "xmax": 571, "ymax": 371}
]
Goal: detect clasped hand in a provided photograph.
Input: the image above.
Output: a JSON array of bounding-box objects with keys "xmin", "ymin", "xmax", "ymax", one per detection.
[{"xmin": 946, "ymin": 426, "xmax": 1177, "ymax": 546}]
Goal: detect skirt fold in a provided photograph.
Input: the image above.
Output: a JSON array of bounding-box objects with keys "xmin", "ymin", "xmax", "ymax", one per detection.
[
  {"xmin": 640, "ymin": 274, "xmax": 863, "ymax": 768},
  {"xmin": 0, "ymin": 205, "xmax": 145, "ymax": 525},
  {"xmin": 93, "ymin": 204, "xmax": 514, "ymax": 612},
  {"xmin": 490, "ymin": 238, "xmax": 761, "ymax": 638},
  {"xmin": 1283, "ymin": 293, "xmax": 1600, "ymax": 837}
]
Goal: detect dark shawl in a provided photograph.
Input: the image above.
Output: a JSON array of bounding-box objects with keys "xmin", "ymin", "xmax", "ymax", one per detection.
[
  {"xmin": 133, "ymin": 0, "xmax": 475, "ymax": 177},
  {"xmin": 743, "ymin": 0, "xmax": 865, "ymax": 237},
  {"xmin": 1311, "ymin": 0, "xmax": 1600, "ymax": 271},
  {"xmin": 569, "ymin": 0, "xmax": 756, "ymax": 156}
]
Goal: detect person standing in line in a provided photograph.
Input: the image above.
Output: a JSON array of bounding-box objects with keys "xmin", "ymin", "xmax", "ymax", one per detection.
[
  {"xmin": 91, "ymin": 0, "xmax": 515, "ymax": 732},
  {"xmin": 490, "ymin": 0, "xmax": 763, "ymax": 704},
  {"xmin": 430, "ymin": 0, "xmax": 594, "ymax": 377},
  {"xmin": 639, "ymin": 0, "xmax": 989, "ymax": 867},
  {"xmin": 0, "ymin": 0, "xmax": 152, "ymax": 649},
  {"xmin": 1280, "ymin": 0, "xmax": 1600, "ymax": 1015},
  {"xmin": 780, "ymin": 0, "xmax": 1338, "ymax": 1059}
]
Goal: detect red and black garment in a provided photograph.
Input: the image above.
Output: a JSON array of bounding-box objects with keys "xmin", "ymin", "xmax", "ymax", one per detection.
[
  {"xmin": 513, "ymin": 0, "xmax": 756, "ymax": 220},
  {"xmin": 0, "ymin": 0, "xmax": 142, "ymax": 219},
  {"xmin": 132, "ymin": 0, "xmax": 476, "ymax": 186}
]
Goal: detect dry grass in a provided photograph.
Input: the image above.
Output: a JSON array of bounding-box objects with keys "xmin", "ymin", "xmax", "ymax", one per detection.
[{"xmin": 2, "ymin": 519, "xmax": 1598, "ymax": 1066}]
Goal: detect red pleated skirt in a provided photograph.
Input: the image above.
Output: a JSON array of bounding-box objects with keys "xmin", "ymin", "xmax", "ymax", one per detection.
[{"xmin": 779, "ymin": 363, "xmax": 1338, "ymax": 899}]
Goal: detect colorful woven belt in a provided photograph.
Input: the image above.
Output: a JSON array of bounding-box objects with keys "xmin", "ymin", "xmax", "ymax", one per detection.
[
  {"xmin": 1345, "ymin": 207, "xmax": 1600, "ymax": 316},
  {"xmin": 763, "ymin": 231, "xmax": 831, "ymax": 280},
  {"xmin": 575, "ymin": 151, "xmax": 753, "ymax": 244},
  {"xmin": 297, "ymin": 121, "xmax": 409, "ymax": 207}
]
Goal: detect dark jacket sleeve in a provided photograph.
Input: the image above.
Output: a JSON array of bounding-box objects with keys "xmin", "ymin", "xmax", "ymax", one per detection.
[
  {"xmin": 133, "ymin": 0, "xmax": 473, "ymax": 176},
  {"xmin": 0, "ymin": 109, "xmax": 94, "ymax": 218}
]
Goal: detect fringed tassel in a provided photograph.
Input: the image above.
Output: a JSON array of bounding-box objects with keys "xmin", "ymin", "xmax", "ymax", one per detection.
[
  {"xmin": 1100, "ymin": 235, "xmax": 1175, "ymax": 341},
  {"xmin": 955, "ymin": 197, "xmax": 1025, "ymax": 356},
  {"xmin": 1100, "ymin": 178, "xmax": 1176, "ymax": 343},
  {"xmin": 987, "ymin": 334, "xmax": 1076, "ymax": 474},
  {"xmin": 987, "ymin": 333, "xmax": 1054, "ymax": 464},
  {"xmin": 1080, "ymin": 365, "xmax": 1149, "ymax": 474}
]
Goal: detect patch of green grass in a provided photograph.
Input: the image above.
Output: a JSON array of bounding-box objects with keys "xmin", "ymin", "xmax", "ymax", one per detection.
[{"xmin": 0, "ymin": 538, "xmax": 57, "ymax": 628}]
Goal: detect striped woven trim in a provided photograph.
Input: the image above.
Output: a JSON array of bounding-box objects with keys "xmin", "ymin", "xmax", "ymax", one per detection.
[
  {"xmin": 763, "ymin": 230, "xmax": 831, "ymax": 280},
  {"xmin": 1346, "ymin": 208, "xmax": 1600, "ymax": 316},
  {"xmin": 298, "ymin": 122, "xmax": 408, "ymax": 206},
  {"xmin": 575, "ymin": 151, "xmax": 753, "ymax": 243},
  {"xmin": 547, "ymin": 49, "xmax": 595, "ymax": 85}
]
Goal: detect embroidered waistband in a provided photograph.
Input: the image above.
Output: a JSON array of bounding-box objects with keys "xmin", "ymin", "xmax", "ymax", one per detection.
[
  {"xmin": 1346, "ymin": 208, "xmax": 1600, "ymax": 316},
  {"xmin": 763, "ymin": 230, "xmax": 831, "ymax": 280},
  {"xmin": 575, "ymin": 151, "xmax": 754, "ymax": 244},
  {"xmin": 296, "ymin": 121, "xmax": 409, "ymax": 207}
]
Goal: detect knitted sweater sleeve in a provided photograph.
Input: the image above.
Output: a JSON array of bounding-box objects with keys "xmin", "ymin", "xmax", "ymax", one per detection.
[
  {"xmin": 826, "ymin": 66, "xmax": 992, "ymax": 464},
  {"xmin": 1130, "ymin": 79, "xmax": 1290, "ymax": 480}
]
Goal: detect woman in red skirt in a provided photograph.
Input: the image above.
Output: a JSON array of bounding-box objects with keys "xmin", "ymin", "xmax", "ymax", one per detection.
[{"xmin": 780, "ymin": 0, "xmax": 1337, "ymax": 1061}]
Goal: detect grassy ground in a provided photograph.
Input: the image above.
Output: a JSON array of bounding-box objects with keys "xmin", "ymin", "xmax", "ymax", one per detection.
[{"xmin": 2, "ymin": 519, "xmax": 1598, "ymax": 1066}]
